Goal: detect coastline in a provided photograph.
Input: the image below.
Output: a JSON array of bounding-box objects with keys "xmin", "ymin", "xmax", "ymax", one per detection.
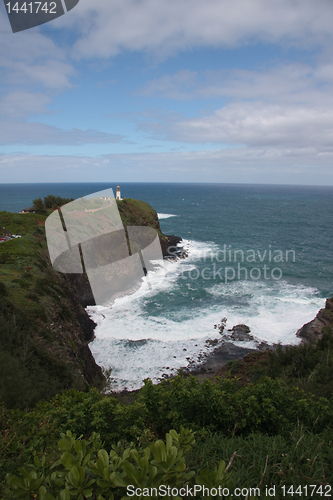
[
  {"xmin": 72, "ymin": 297, "xmax": 333, "ymax": 407},
  {"xmin": 296, "ymin": 296, "xmax": 333, "ymax": 342},
  {"xmin": 187, "ymin": 341, "xmax": 259, "ymax": 380},
  {"xmin": 62, "ymin": 202, "xmax": 332, "ymax": 392},
  {"xmin": 87, "ymin": 240, "xmax": 330, "ymax": 392},
  {"xmin": 98, "ymin": 295, "xmax": 332, "ymax": 394},
  {"xmin": 89, "ymin": 255, "xmax": 328, "ymax": 392},
  {"xmin": 187, "ymin": 298, "xmax": 333, "ymax": 383}
]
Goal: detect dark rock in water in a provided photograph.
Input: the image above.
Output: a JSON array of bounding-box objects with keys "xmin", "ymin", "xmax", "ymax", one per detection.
[
  {"xmin": 224, "ymin": 324, "xmax": 253, "ymax": 341},
  {"xmin": 187, "ymin": 299, "xmax": 333, "ymax": 385},
  {"xmin": 190, "ymin": 341, "xmax": 257, "ymax": 380},
  {"xmin": 232, "ymin": 324, "xmax": 251, "ymax": 334},
  {"xmin": 161, "ymin": 235, "xmax": 184, "ymax": 258},
  {"xmin": 205, "ymin": 338, "xmax": 219, "ymax": 346},
  {"xmin": 297, "ymin": 297, "xmax": 333, "ymax": 342}
]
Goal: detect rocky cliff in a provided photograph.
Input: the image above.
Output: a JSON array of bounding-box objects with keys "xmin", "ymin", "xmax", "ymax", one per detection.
[
  {"xmin": 296, "ymin": 296, "xmax": 333, "ymax": 342},
  {"xmin": 116, "ymin": 198, "xmax": 182, "ymax": 259},
  {"xmin": 67, "ymin": 198, "xmax": 183, "ymax": 307},
  {"xmin": 0, "ymin": 199, "xmax": 179, "ymax": 408}
]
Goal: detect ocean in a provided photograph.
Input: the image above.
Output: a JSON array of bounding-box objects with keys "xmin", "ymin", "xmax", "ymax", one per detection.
[{"xmin": 1, "ymin": 182, "xmax": 332, "ymax": 390}]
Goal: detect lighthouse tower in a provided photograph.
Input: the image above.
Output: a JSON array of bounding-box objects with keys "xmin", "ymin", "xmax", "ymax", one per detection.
[{"xmin": 116, "ymin": 185, "xmax": 121, "ymax": 200}]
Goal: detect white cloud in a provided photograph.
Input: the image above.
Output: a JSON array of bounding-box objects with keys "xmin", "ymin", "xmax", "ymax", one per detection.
[
  {"xmin": 1, "ymin": 148, "xmax": 332, "ymax": 185},
  {"xmin": 138, "ymin": 63, "xmax": 333, "ymax": 105},
  {"xmin": 0, "ymin": 120, "xmax": 126, "ymax": 145},
  {"xmin": 1, "ymin": 0, "xmax": 332, "ymax": 184},
  {"xmin": 135, "ymin": 61, "xmax": 333, "ymax": 153},
  {"xmin": 0, "ymin": 24, "xmax": 75, "ymax": 89},
  {"xmin": 0, "ymin": 91, "xmax": 52, "ymax": 118},
  {"xmin": 166, "ymin": 102, "xmax": 333, "ymax": 150},
  {"xmin": 64, "ymin": 0, "xmax": 333, "ymax": 60}
]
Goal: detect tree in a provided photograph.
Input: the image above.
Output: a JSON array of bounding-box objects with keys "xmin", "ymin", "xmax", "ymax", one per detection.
[
  {"xmin": 43, "ymin": 195, "xmax": 74, "ymax": 209},
  {"xmin": 44, "ymin": 194, "xmax": 58, "ymax": 209},
  {"xmin": 32, "ymin": 198, "xmax": 46, "ymax": 214}
]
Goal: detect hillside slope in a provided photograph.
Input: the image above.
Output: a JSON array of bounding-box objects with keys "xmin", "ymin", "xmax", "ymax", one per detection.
[{"xmin": 0, "ymin": 199, "xmax": 180, "ymax": 408}]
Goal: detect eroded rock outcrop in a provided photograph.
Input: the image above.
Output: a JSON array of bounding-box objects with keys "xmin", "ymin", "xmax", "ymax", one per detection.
[{"xmin": 296, "ymin": 297, "xmax": 333, "ymax": 342}]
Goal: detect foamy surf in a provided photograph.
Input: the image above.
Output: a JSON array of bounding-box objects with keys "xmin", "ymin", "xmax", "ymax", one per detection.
[
  {"xmin": 206, "ymin": 280, "xmax": 324, "ymax": 344},
  {"xmin": 87, "ymin": 239, "xmax": 326, "ymax": 391},
  {"xmin": 158, "ymin": 213, "xmax": 178, "ymax": 219}
]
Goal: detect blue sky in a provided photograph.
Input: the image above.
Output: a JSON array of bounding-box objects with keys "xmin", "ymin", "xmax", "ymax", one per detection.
[{"xmin": 0, "ymin": 0, "xmax": 333, "ymax": 184}]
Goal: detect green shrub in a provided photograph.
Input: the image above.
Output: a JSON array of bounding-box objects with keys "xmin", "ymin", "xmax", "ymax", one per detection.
[
  {"xmin": 43, "ymin": 195, "xmax": 74, "ymax": 209},
  {"xmin": 0, "ymin": 252, "xmax": 13, "ymax": 264},
  {"xmin": 137, "ymin": 375, "xmax": 333, "ymax": 437},
  {"xmin": 0, "ymin": 280, "xmax": 8, "ymax": 296},
  {"xmin": 4, "ymin": 428, "xmax": 235, "ymax": 500},
  {"xmin": 266, "ymin": 328, "xmax": 333, "ymax": 398}
]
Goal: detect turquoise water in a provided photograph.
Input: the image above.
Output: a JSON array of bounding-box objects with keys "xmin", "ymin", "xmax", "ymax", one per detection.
[{"xmin": 1, "ymin": 182, "xmax": 332, "ymax": 389}]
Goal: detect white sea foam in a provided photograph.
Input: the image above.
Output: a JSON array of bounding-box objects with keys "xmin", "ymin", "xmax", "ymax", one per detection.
[
  {"xmin": 88, "ymin": 239, "xmax": 326, "ymax": 391},
  {"xmin": 181, "ymin": 239, "xmax": 220, "ymax": 261},
  {"xmin": 206, "ymin": 280, "xmax": 324, "ymax": 345},
  {"xmin": 158, "ymin": 213, "xmax": 178, "ymax": 219}
]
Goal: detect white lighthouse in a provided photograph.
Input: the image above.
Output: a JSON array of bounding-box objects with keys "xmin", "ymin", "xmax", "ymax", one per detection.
[{"xmin": 116, "ymin": 185, "xmax": 122, "ymax": 200}]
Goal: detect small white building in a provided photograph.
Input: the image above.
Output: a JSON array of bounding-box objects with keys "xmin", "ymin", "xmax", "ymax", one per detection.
[{"xmin": 116, "ymin": 185, "xmax": 122, "ymax": 200}]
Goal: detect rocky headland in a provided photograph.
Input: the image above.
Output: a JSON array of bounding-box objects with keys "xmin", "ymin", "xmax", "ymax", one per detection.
[
  {"xmin": 68, "ymin": 198, "xmax": 184, "ymax": 306},
  {"xmin": 2, "ymin": 199, "xmax": 331, "ymax": 406},
  {"xmin": 0, "ymin": 198, "xmax": 182, "ymax": 408}
]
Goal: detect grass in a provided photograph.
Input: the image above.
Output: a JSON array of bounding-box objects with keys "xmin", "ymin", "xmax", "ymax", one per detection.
[
  {"xmin": 191, "ymin": 427, "xmax": 333, "ymax": 490},
  {"xmin": 0, "ymin": 211, "xmax": 104, "ymax": 409},
  {"xmin": 0, "ymin": 199, "xmax": 170, "ymax": 410}
]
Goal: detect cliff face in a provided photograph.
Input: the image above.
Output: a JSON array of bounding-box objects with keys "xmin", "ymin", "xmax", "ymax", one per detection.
[
  {"xmin": 67, "ymin": 198, "xmax": 183, "ymax": 307},
  {"xmin": 297, "ymin": 297, "xmax": 333, "ymax": 342},
  {"xmin": 0, "ymin": 210, "xmax": 104, "ymax": 409},
  {"xmin": 116, "ymin": 198, "xmax": 182, "ymax": 258},
  {"xmin": 0, "ymin": 199, "xmax": 181, "ymax": 408}
]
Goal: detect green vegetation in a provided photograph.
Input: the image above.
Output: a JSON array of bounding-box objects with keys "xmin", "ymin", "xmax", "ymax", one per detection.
[
  {"xmin": 1, "ymin": 335, "xmax": 333, "ymax": 498},
  {"xmin": 32, "ymin": 195, "xmax": 75, "ymax": 214},
  {"xmin": 116, "ymin": 198, "xmax": 171, "ymax": 252},
  {"xmin": 217, "ymin": 313, "xmax": 333, "ymax": 400},
  {"xmin": 116, "ymin": 199, "xmax": 159, "ymax": 228},
  {"xmin": 0, "ymin": 211, "xmax": 103, "ymax": 409},
  {"xmin": 1, "ymin": 206, "xmax": 333, "ymax": 498},
  {"xmin": 1, "ymin": 376, "xmax": 332, "ymax": 498},
  {"xmin": 4, "ymin": 428, "xmax": 205, "ymax": 499},
  {"xmin": 266, "ymin": 321, "xmax": 333, "ymax": 399}
]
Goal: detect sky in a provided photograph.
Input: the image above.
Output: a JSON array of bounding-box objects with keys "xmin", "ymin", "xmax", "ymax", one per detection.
[{"xmin": 0, "ymin": 0, "xmax": 333, "ymax": 185}]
